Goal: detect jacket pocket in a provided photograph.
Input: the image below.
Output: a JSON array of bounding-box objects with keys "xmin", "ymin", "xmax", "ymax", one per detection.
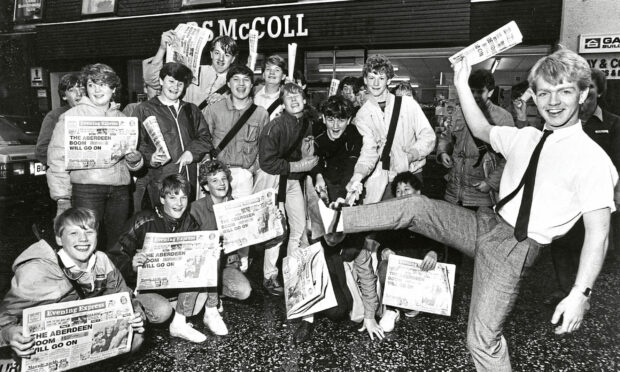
[{"xmin": 243, "ymin": 124, "xmax": 259, "ymax": 155}]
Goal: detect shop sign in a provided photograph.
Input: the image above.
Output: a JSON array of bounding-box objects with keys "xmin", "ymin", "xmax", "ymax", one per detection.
[
  {"xmin": 579, "ymin": 33, "xmax": 620, "ymax": 54},
  {"xmin": 585, "ymin": 54, "xmax": 620, "ymax": 80},
  {"xmin": 31, "ymin": 67, "xmax": 44, "ymax": 87},
  {"xmin": 200, "ymin": 13, "xmax": 308, "ymax": 41},
  {"xmin": 14, "ymin": 0, "xmax": 43, "ymax": 22}
]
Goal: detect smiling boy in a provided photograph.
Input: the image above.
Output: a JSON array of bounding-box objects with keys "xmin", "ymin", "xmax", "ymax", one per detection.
[{"xmin": 254, "ymin": 54, "xmax": 287, "ymax": 120}]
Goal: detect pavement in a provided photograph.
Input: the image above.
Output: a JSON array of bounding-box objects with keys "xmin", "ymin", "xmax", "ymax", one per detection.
[{"xmin": 0, "ymin": 161, "xmax": 619, "ymax": 371}]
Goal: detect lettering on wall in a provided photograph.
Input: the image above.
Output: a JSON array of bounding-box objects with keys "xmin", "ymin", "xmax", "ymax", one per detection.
[{"xmin": 200, "ymin": 13, "xmax": 308, "ymax": 41}]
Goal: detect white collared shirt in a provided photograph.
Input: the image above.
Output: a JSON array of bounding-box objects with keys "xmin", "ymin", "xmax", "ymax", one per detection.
[
  {"xmin": 490, "ymin": 122, "xmax": 618, "ymax": 244},
  {"xmin": 58, "ymin": 249, "xmax": 96, "ymax": 272},
  {"xmin": 253, "ymin": 86, "xmax": 283, "ymax": 120}
]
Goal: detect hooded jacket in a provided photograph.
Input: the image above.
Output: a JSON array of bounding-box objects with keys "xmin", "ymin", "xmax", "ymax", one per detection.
[
  {"xmin": 0, "ymin": 240, "xmax": 135, "ymax": 346},
  {"xmin": 46, "ymin": 97, "xmax": 142, "ymax": 201},
  {"xmin": 107, "ymin": 208, "xmax": 200, "ymax": 288}
]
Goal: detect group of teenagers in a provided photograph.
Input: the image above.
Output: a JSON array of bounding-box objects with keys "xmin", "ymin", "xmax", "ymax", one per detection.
[{"xmin": 0, "ymin": 28, "xmax": 617, "ymax": 372}]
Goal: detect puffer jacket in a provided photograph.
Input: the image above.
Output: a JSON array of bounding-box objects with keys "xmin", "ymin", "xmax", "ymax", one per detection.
[
  {"xmin": 46, "ymin": 97, "xmax": 141, "ymax": 201},
  {"xmin": 354, "ymin": 94, "xmax": 436, "ymax": 182},
  {"xmin": 0, "ymin": 240, "xmax": 136, "ymax": 346},
  {"xmin": 107, "ymin": 208, "xmax": 200, "ymax": 288},
  {"xmin": 436, "ymin": 102, "xmax": 514, "ymax": 207},
  {"xmin": 136, "ymin": 97, "xmax": 213, "ymax": 191}
]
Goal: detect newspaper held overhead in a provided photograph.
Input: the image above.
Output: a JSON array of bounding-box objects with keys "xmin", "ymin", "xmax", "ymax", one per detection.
[
  {"xmin": 382, "ymin": 255, "xmax": 456, "ymax": 316},
  {"xmin": 283, "ymin": 242, "xmax": 337, "ymax": 319},
  {"xmin": 166, "ymin": 22, "xmax": 213, "ymax": 86},
  {"xmin": 142, "ymin": 115, "xmax": 172, "ymax": 165},
  {"xmin": 213, "ymin": 188, "xmax": 285, "ymax": 254},
  {"xmin": 449, "ymin": 21, "xmax": 523, "ymax": 66},
  {"xmin": 248, "ymin": 29, "xmax": 259, "ymax": 72},
  {"xmin": 22, "ymin": 293, "xmax": 134, "ymax": 372},
  {"xmin": 136, "ymin": 231, "xmax": 220, "ymax": 291},
  {"xmin": 288, "ymin": 43, "xmax": 297, "ymax": 81},
  {"xmin": 328, "ymin": 78, "xmax": 340, "ymax": 97},
  {"xmin": 64, "ymin": 116, "xmax": 138, "ymax": 171}
]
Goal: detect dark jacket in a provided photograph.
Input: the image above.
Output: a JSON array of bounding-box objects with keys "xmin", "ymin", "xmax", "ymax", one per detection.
[
  {"xmin": 137, "ymin": 97, "xmax": 214, "ymax": 189},
  {"xmin": 190, "ymin": 195, "xmax": 220, "ymax": 231},
  {"xmin": 258, "ymin": 110, "xmax": 315, "ymax": 180},
  {"xmin": 583, "ymin": 107, "xmax": 620, "ymax": 171},
  {"xmin": 311, "ymin": 123, "xmax": 363, "ymax": 201},
  {"xmin": 107, "ymin": 208, "xmax": 200, "ymax": 288},
  {"xmin": 36, "ymin": 105, "xmax": 71, "ymax": 165}
]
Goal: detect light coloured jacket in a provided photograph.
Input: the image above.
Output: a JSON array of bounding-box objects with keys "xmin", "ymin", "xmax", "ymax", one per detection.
[
  {"xmin": 436, "ymin": 102, "xmax": 514, "ymax": 207},
  {"xmin": 46, "ymin": 97, "xmax": 141, "ymax": 201},
  {"xmin": 354, "ymin": 94, "xmax": 436, "ymax": 182},
  {"xmin": 0, "ymin": 240, "xmax": 136, "ymax": 346}
]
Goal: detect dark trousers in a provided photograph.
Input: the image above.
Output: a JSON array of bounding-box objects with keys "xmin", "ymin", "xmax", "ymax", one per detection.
[
  {"xmin": 550, "ymin": 218, "xmax": 584, "ymax": 294},
  {"xmin": 321, "ymin": 248, "xmax": 353, "ymax": 321}
]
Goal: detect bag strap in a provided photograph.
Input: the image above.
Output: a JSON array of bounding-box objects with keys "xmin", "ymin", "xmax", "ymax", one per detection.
[
  {"xmin": 380, "ymin": 96, "xmax": 402, "ymax": 170},
  {"xmin": 278, "ymin": 117, "xmax": 311, "ymax": 203},
  {"xmin": 198, "ymin": 85, "xmax": 229, "ymax": 110},
  {"xmin": 212, "ymin": 104, "xmax": 258, "ymax": 158},
  {"xmin": 267, "ymin": 98, "xmax": 283, "ymax": 116},
  {"xmin": 54, "ymin": 250, "xmax": 87, "ymax": 299}
]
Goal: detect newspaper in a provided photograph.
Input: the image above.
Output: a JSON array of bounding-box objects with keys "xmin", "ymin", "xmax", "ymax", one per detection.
[
  {"xmin": 21, "ymin": 293, "xmax": 134, "ymax": 372},
  {"xmin": 213, "ymin": 188, "xmax": 285, "ymax": 254},
  {"xmin": 283, "ymin": 242, "xmax": 337, "ymax": 319},
  {"xmin": 142, "ymin": 115, "xmax": 172, "ymax": 165},
  {"xmin": 248, "ymin": 29, "xmax": 259, "ymax": 72},
  {"xmin": 328, "ymin": 78, "xmax": 340, "ymax": 97},
  {"xmin": 288, "ymin": 43, "xmax": 297, "ymax": 81},
  {"xmin": 382, "ymin": 255, "xmax": 455, "ymax": 316},
  {"xmin": 64, "ymin": 116, "xmax": 138, "ymax": 170},
  {"xmin": 166, "ymin": 22, "xmax": 213, "ymax": 86},
  {"xmin": 136, "ymin": 231, "xmax": 220, "ymax": 291},
  {"xmin": 449, "ymin": 21, "xmax": 523, "ymax": 65}
]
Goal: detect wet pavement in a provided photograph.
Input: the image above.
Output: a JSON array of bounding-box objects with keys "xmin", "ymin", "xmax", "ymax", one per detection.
[{"xmin": 1, "ymin": 161, "xmax": 619, "ymax": 371}]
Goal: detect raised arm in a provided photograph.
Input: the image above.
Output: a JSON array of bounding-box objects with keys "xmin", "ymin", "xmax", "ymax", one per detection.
[
  {"xmin": 453, "ymin": 59, "xmax": 492, "ymax": 143},
  {"xmin": 143, "ymin": 30, "xmax": 178, "ymax": 90}
]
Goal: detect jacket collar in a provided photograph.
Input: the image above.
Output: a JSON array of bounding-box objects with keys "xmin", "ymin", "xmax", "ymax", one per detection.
[{"xmin": 77, "ymin": 96, "xmax": 120, "ymax": 114}]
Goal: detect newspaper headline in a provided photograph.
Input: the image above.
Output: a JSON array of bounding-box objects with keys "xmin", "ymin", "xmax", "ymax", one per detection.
[
  {"xmin": 166, "ymin": 23, "xmax": 213, "ymax": 86},
  {"xmin": 142, "ymin": 116, "xmax": 172, "ymax": 165},
  {"xmin": 449, "ymin": 21, "xmax": 523, "ymax": 66}
]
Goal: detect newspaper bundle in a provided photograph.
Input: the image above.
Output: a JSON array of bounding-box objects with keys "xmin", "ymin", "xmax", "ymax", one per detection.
[
  {"xmin": 213, "ymin": 188, "xmax": 285, "ymax": 254},
  {"xmin": 142, "ymin": 115, "xmax": 172, "ymax": 165},
  {"xmin": 166, "ymin": 22, "xmax": 213, "ymax": 86},
  {"xmin": 449, "ymin": 21, "xmax": 523, "ymax": 66},
  {"xmin": 283, "ymin": 242, "xmax": 337, "ymax": 319},
  {"xmin": 136, "ymin": 231, "xmax": 220, "ymax": 291},
  {"xmin": 64, "ymin": 116, "xmax": 138, "ymax": 170},
  {"xmin": 382, "ymin": 255, "xmax": 456, "ymax": 316},
  {"xmin": 21, "ymin": 293, "xmax": 134, "ymax": 372}
]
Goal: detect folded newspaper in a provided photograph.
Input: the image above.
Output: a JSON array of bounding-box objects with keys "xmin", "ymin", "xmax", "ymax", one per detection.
[
  {"xmin": 213, "ymin": 188, "xmax": 285, "ymax": 253},
  {"xmin": 382, "ymin": 255, "xmax": 455, "ymax": 316},
  {"xmin": 22, "ymin": 293, "xmax": 134, "ymax": 372},
  {"xmin": 64, "ymin": 116, "xmax": 138, "ymax": 170},
  {"xmin": 449, "ymin": 21, "xmax": 523, "ymax": 66},
  {"xmin": 136, "ymin": 231, "xmax": 220, "ymax": 291},
  {"xmin": 142, "ymin": 115, "xmax": 172, "ymax": 165},
  {"xmin": 283, "ymin": 242, "xmax": 337, "ymax": 319},
  {"xmin": 166, "ymin": 22, "xmax": 213, "ymax": 86}
]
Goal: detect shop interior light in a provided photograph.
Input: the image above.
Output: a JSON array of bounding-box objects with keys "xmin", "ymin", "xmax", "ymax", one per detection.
[
  {"xmin": 491, "ymin": 58, "xmax": 501, "ymax": 73},
  {"xmin": 318, "ymin": 65, "xmax": 399, "ymax": 73}
]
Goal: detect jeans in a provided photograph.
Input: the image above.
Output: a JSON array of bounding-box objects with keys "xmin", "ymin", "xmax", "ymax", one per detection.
[
  {"xmin": 72, "ymin": 183, "xmax": 130, "ymax": 251},
  {"xmin": 136, "ymin": 290, "xmax": 205, "ymax": 320},
  {"xmin": 342, "ymin": 195, "xmax": 543, "ymax": 372},
  {"xmin": 205, "ymin": 260, "xmax": 252, "ymax": 308},
  {"xmin": 229, "ymin": 167, "xmax": 254, "ymax": 270}
]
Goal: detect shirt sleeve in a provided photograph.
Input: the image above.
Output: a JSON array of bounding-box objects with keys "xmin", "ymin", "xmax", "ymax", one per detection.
[
  {"xmin": 577, "ymin": 150, "xmax": 618, "ymax": 213},
  {"xmin": 489, "ymin": 125, "xmax": 521, "ymax": 158}
]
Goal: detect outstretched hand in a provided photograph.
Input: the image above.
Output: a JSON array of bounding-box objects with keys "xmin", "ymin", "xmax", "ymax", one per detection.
[
  {"xmin": 358, "ymin": 318, "xmax": 385, "ymax": 341},
  {"xmin": 452, "ymin": 57, "xmax": 472, "ymax": 89},
  {"xmin": 551, "ymin": 290, "xmax": 590, "ymax": 334}
]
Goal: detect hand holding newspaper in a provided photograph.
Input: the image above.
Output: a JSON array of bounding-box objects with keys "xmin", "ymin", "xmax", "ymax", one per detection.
[
  {"xmin": 166, "ymin": 22, "xmax": 213, "ymax": 86},
  {"xmin": 288, "ymin": 43, "xmax": 297, "ymax": 81},
  {"xmin": 22, "ymin": 293, "xmax": 134, "ymax": 372},
  {"xmin": 248, "ymin": 30, "xmax": 259, "ymax": 72},
  {"xmin": 142, "ymin": 116, "xmax": 172, "ymax": 166},
  {"xmin": 382, "ymin": 255, "xmax": 456, "ymax": 316},
  {"xmin": 449, "ymin": 21, "xmax": 523, "ymax": 66}
]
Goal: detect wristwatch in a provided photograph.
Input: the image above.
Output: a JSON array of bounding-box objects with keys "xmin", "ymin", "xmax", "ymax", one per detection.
[{"xmin": 573, "ymin": 284, "xmax": 592, "ymax": 298}]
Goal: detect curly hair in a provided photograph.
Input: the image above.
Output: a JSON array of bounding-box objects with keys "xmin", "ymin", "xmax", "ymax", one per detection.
[
  {"xmin": 81, "ymin": 63, "xmax": 121, "ymax": 90},
  {"xmin": 363, "ymin": 54, "xmax": 395, "ymax": 79},
  {"xmin": 199, "ymin": 159, "xmax": 231, "ymax": 187},
  {"xmin": 319, "ymin": 95, "xmax": 354, "ymax": 119}
]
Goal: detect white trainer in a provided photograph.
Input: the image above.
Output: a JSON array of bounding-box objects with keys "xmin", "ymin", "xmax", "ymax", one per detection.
[
  {"xmin": 169, "ymin": 322, "xmax": 207, "ymax": 343},
  {"xmin": 379, "ymin": 309, "xmax": 401, "ymax": 332},
  {"xmin": 203, "ymin": 307, "xmax": 229, "ymax": 336}
]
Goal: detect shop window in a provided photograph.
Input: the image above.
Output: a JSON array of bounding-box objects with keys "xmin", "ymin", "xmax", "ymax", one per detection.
[
  {"xmin": 81, "ymin": 0, "xmax": 117, "ymax": 16},
  {"xmin": 14, "ymin": 0, "xmax": 44, "ymax": 23},
  {"xmin": 304, "ymin": 50, "xmax": 366, "ymax": 84}
]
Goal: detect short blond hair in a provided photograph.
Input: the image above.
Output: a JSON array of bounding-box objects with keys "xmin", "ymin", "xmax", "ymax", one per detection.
[{"xmin": 528, "ymin": 49, "xmax": 591, "ymax": 92}]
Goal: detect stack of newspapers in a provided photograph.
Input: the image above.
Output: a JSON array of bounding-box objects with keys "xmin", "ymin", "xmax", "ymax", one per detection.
[{"xmin": 283, "ymin": 242, "xmax": 337, "ymax": 319}]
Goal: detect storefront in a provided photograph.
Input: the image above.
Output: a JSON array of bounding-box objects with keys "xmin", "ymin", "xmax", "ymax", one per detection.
[{"xmin": 8, "ymin": 0, "xmax": 562, "ymax": 115}]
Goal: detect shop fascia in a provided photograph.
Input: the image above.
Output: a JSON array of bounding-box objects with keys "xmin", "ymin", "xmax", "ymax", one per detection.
[{"xmin": 199, "ymin": 13, "xmax": 308, "ymax": 41}]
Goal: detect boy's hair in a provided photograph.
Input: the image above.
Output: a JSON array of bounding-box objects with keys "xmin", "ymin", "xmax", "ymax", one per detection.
[
  {"xmin": 54, "ymin": 207, "xmax": 99, "ymax": 238},
  {"xmin": 391, "ymin": 172, "xmax": 423, "ymax": 196},
  {"xmin": 81, "ymin": 63, "xmax": 121, "ymax": 90},
  {"xmin": 280, "ymin": 82, "xmax": 306, "ymax": 99},
  {"xmin": 199, "ymin": 160, "xmax": 231, "ymax": 187},
  {"xmin": 469, "ymin": 69, "xmax": 495, "ymax": 91},
  {"xmin": 293, "ymin": 70, "xmax": 306, "ymax": 86},
  {"xmin": 591, "ymin": 68, "xmax": 607, "ymax": 97},
  {"xmin": 58, "ymin": 73, "xmax": 82, "ymax": 103},
  {"xmin": 211, "ymin": 35, "xmax": 239, "ymax": 57},
  {"xmin": 394, "ymin": 82, "xmax": 413, "ymax": 97},
  {"xmin": 159, "ymin": 62, "xmax": 193, "ymax": 87},
  {"xmin": 226, "ymin": 64, "xmax": 255, "ymax": 85},
  {"xmin": 159, "ymin": 173, "xmax": 191, "ymax": 198},
  {"xmin": 528, "ymin": 49, "xmax": 591, "ymax": 92},
  {"xmin": 339, "ymin": 76, "xmax": 361, "ymax": 94},
  {"xmin": 262, "ymin": 54, "xmax": 287, "ymax": 74},
  {"xmin": 319, "ymin": 95, "xmax": 354, "ymax": 119},
  {"xmin": 363, "ymin": 54, "xmax": 395, "ymax": 79}
]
